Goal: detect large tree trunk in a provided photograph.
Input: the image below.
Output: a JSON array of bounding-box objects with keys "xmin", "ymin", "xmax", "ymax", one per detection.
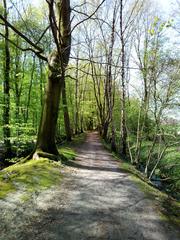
[
  {"xmin": 32, "ymin": 0, "xmax": 71, "ymax": 160},
  {"xmin": 35, "ymin": 52, "xmax": 63, "ymax": 156},
  {"xmin": 3, "ymin": 0, "xmax": 11, "ymax": 159}
]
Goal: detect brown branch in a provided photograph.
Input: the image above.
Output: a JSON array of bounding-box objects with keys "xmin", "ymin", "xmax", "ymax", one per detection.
[
  {"xmin": 0, "ymin": 32, "xmax": 47, "ymax": 62},
  {"xmin": 46, "ymin": 0, "xmax": 60, "ymax": 53},
  {"xmin": 69, "ymin": 56, "xmax": 141, "ymax": 70},
  {"xmin": 0, "ymin": 14, "xmax": 44, "ymax": 53},
  {"xmin": 35, "ymin": 25, "xmax": 50, "ymax": 45},
  {"xmin": 71, "ymin": 0, "xmax": 106, "ymax": 33}
]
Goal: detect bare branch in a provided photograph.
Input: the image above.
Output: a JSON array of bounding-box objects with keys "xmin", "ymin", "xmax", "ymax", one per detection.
[{"xmin": 71, "ymin": 0, "xmax": 106, "ymax": 33}]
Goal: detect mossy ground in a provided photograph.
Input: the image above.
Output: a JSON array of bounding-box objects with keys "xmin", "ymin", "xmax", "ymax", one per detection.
[
  {"xmin": 0, "ymin": 159, "xmax": 62, "ymax": 200},
  {"xmin": 0, "ymin": 133, "xmax": 84, "ymax": 200}
]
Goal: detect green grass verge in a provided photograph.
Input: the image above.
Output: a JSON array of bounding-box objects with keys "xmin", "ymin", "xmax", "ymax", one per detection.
[
  {"xmin": 58, "ymin": 133, "xmax": 86, "ymax": 163},
  {"xmin": 59, "ymin": 147, "xmax": 77, "ymax": 162},
  {"xmin": 61, "ymin": 132, "xmax": 86, "ymax": 148}
]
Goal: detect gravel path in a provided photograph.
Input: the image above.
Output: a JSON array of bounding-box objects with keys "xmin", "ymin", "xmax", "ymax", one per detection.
[{"xmin": 0, "ymin": 132, "xmax": 179, "ymax": 240}]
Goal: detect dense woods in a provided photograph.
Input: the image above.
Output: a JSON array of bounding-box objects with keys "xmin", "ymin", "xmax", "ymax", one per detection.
[{"xmin": 0, "ymin": 0, "xmax": 180, "ymax": 199}]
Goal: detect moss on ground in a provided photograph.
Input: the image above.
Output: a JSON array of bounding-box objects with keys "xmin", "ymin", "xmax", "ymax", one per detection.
[
  {"xmin": 0, "ymin": 159, "xmax": 62, "ymax": 200},
  {"xmin": 0, "ymin": 133, "xmax": 85, "ymax": 201},
  {"xmin": 59, "ymin": 147, "xmax": 77, "ymax": 162}
]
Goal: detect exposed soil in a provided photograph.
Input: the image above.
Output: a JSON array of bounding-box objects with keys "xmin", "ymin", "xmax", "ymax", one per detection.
[{"xmin": 0, "ymin": 132, "xmax": 179, "ymax": 240}]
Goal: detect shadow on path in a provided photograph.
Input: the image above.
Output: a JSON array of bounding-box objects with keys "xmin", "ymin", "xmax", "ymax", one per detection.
[{"xmin": 0, "ymin": 132, "xmax": 179, "ymax": 240}]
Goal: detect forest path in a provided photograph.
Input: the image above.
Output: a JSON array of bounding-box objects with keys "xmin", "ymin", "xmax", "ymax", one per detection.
[{"xmin": 0, "ymin": 132, "xmax": 179, "ymax": 240}]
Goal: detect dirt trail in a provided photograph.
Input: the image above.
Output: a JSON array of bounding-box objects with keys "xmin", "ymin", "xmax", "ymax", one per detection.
[{"xmin": 0, "ymin": 132, "xmax": 179, "ymax": 240}]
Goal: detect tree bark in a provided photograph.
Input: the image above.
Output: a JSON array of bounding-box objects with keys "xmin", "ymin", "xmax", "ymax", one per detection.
[
  {"xmin": 3, "ymin": 0, "xmax": 11, "ymax": 158},
  {"xmin": 120, "ymin": 0, "xmax": 127, "ymax": 156},
  {"xmin": 102, "ymin": 121, "xmax": 109, "ymax": 140},
  {"xmin": 33, "ymin": 0, "xmax": 71, "ymax": 159},
  {"xmin": 35, "ymin": 52, "xmax": 63, "ymax": 155},
  {"xmin": 62, "ymin": 80, "xmax": 72, "ymax": 141},
  {"xmin": 25, "ymin": 55, "xmax": 35, "ymax": 123},
  {"xmin": 75, "ymin": 49, "xmax": 79, "ymax": 134}
]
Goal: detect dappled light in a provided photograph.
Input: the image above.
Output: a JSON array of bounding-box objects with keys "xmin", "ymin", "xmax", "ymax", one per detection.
[{"xmin": 0, "ymin": 0, "xmax": 180, "ymax": 239}]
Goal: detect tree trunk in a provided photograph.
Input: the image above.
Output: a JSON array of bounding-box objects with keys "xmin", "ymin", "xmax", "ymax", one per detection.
[
  {"xmin": 75, "ymin": 53, "xmax": 79, "ymax": 134},
  {"xmin": 3, "ymin": 0, "xmax": 11, "ymax": 158},
  {"xmin": 35, "ymin": 52, "xmax": 63, "ymax": 156},
  {"xmin": 111, "ymin": 120, "xmax": 116, "ymax": 152},
  {"xmin": 62, "ymin": 80, "xmax": 72, "ymax": 141},
  {"xmin": 120, "ymin": 0, "xmax": 127, "ymax": 157},
  {"xmin": 102, "ymin": 121, "xmax": 109, "ymax": 140},
  {"xmin": 33, "ymin": 0, "xmax": 71, "ymax": 159},
  {"xmin": 25, "ymin": 55, "xmax": 35, "ymax": 123}
]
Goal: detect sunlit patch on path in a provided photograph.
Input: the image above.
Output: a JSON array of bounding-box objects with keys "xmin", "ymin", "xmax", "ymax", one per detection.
[{"xmin": 0, "ymin": 132, "xmax": 179, "ymax": 240}]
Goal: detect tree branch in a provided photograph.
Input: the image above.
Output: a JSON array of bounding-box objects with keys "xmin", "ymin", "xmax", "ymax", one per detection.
[
  {"xmin": 0, "ymin": 14, "xmax": 44, "ymax": 53},
  {"xmin": 71, "ymin": 0, "xmax": 106, "ymax": 33},
  {"xmin": 0, "ymin": 32, "xmax": 47, "ymax": 61}
]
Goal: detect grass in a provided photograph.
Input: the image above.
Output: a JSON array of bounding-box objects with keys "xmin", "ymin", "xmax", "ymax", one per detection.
[
  {"xmin": 60, "ymin": 132, "xmax": 86, "ymax": 148},
  {"xmin": 58, "ymin": 132, "xmax": 85, "ymax": 163}
]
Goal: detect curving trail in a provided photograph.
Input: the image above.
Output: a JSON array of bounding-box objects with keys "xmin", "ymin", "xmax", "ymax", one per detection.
[{"xmin": 0, "ymin": 132, "xmax": 179, "ymax": 240}]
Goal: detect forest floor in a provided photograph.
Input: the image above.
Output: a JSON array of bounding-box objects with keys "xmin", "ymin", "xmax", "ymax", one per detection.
[{"xmin": 0, "ymin": 132, "xmax": 180, "ymax": 240}]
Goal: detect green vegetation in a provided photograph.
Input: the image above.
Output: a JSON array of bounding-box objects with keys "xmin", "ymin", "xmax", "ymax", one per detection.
[
  {"xmin": 60, "ymin": 148, "xmax": 77, "ymax": 161},
  {"xmin": 132, "ymin": 174, "xmax": 180, "ymax": 226},
  {"xmin": 127, "ymin": 138, "xmax": 180, "ymax": 199},
  {"xmin": 0, "ymin": 130, "xmax": 81, "ymax": 200},
  {"xmin": 102, "ymin": 137, "xmax": 180, "ymax": 227},
  {"xmin": 0, "ymin": 0, "xmax": 179, "ymax": 231},
  {"xmin": 0, "ymin": 158, "xmax": 62, "ymax": 199},
  {"xmin": 118, "ymin": 160, "xmax": 180, "ymax": 226}
]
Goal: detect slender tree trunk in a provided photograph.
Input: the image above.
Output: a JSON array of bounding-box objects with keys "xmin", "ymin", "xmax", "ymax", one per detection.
[
  {"xmin": 3, "ymin": 0, "xmax": 11, "ymax": 158},
  {"xmin": 25, "ymin": 55, "xmax": 35, "ymax": 123},
  {"xmin": 39, "ymin": 59, "xmax": 44, "ymax": 106},
  {"xmin": 120, "ymin": 0, "xmax": 127, "ymax": 156},
  {"xmin": 14, "ymin": 42, "xmax": 21, "ymax": 140},
  {"xmin": 111, "ymin": 119, "xmax": 116, "ymax": 152},
  {"xmin": 62, "ymin": 80, "xmax": 72, "ymax": 141},
  {"xmin": 102, "ymin": 121, "xmax": 109, "ymax": 140},
  {"xmin": 75, "ymin": 50, "xmax": 79, "ymax": 134}
]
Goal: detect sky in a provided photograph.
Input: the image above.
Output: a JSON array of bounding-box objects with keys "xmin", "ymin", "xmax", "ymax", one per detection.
[
  {"xmin": 31, "ymin": 0, "xmax": 174, "ymax": 10},
  {"xmin": 158, "ymin": 0, "xmax": 173, "ymax": 12},
  {"xmin": 30, "ymin": 0, "xmax": 176, "ymax": 15}
]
